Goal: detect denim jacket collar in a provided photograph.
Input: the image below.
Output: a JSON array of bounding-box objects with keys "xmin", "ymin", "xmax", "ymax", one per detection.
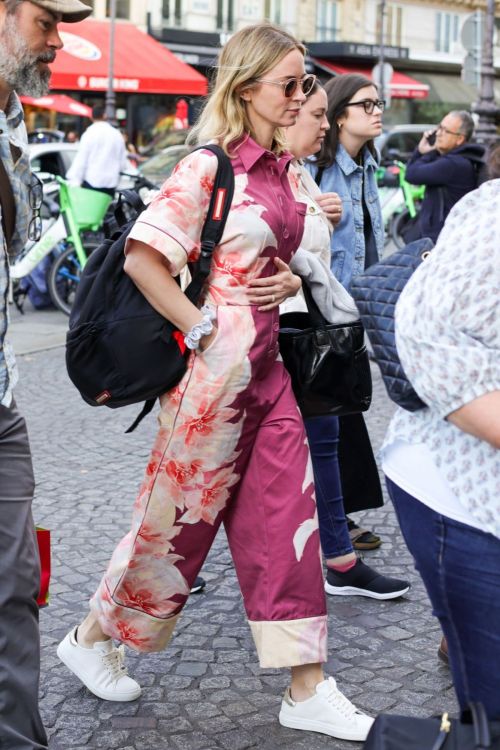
[
  {"xmin": 336, "ymin": 143, "xmax": 379, "ymax": 176},
  {"xmin": 2, "ymin": 92, "xmax": 24, "ymax": 130}
]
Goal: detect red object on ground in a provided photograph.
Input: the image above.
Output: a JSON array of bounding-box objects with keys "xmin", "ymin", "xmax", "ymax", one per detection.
[
  {"xmin": 36, "ymin": 527, "xmax": 51, "ymax": 608},
  {"xmin": 314, "ymin": 60, "xmax": 429, "ymax": 99},
  {"xmin": 49, "ymin": 20, "xmax": 208, "ymax": 95},
  {"xmin": 20, "ymin": 94, "xmax": 92, "ymax": 117}
]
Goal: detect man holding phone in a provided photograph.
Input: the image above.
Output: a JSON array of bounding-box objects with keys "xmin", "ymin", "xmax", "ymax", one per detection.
[{"xmin": 404, "ymin": 110, "xmax": 485, "ymax": 242}]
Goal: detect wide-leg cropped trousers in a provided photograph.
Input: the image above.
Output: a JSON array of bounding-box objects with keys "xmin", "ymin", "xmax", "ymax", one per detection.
[{"xmin": 91, "ymin": 305, "xmax": 328, "ymax": 668}]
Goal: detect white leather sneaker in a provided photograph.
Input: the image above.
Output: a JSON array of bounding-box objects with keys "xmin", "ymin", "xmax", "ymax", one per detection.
[
  {"xmin": 279, "ymin": 676, "xmax": 374, "ymax": 741},
  {"xmin": 57, "ymin": 627, "xmax": 141, "ymax": 702}
]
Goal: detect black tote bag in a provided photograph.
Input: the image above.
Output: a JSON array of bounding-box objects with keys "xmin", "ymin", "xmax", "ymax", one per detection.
[
  {"xmin": 278, "ymin": 282, "xmax": 372, "ymax": 419},
  {"xmin": 363, "ymin": 702, "xmax": 500, "ymax": 750}
]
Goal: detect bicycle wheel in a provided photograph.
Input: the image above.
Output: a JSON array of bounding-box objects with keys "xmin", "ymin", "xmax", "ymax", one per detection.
[
  {"xmin": 390, "ymin": 208, "xmax": 413, "ymax": 249},
  {"xmin": 48, "ymin": 239, "xmax": 100, "ymax": 316}
]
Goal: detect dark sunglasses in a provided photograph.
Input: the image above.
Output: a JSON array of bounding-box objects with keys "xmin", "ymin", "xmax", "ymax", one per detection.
[
  {"xmin": 344, "ymin": 99, "xmax": 386, "ymax": 115},
  {"xmin": 28, "ymin": 174, "xmax": 43, "ymax": 242},
  {"xmin": 254, "ymin": 74, "xmax": 317, "ymax": 98}
]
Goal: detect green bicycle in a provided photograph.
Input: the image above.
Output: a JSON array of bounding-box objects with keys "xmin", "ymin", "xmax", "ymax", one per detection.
[{"xmin": 47, "ymin": 179, "xmax": 112, "ymax": 316}]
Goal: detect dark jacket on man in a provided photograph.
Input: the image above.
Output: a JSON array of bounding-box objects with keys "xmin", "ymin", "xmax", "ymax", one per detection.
[{"xmin": 406, "ymin": 142, "xmax": 485, "ymax": 241}]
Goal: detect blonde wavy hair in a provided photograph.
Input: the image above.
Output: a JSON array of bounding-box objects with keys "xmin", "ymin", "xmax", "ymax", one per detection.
[{"xmin": 188, "ymin": 23, "xmax": 306, "ymax": 155}]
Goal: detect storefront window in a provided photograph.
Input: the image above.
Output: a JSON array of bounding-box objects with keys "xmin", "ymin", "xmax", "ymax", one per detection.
[
  {"xmin": 316, "ymin": 0, "xmax": 339, "ymax": 42},
  {"xmin": 376, "ymin": 4, "xmax": 403, "ymax": 47},
  {"xmin": 435, "ymin": 12, "xmax": 459, "ymax": 53},
  {"xmin": 264, "ymin": 0, "xmax": 282, "ymax": 26},
  {"xmin": 216, "ymin": 0, "xmax": 234, "ymax": 31},
  {"xmin": 162, "ymin": 0, "xmax": 182, "ymax": 25}
]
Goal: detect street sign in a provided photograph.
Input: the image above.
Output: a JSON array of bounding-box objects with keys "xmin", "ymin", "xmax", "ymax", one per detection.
[
  {"xmin": 372, "ymin": 62, "xmax": 393, "ymax": 87},
  {"xmin": 371, "ymin": 62, "xmax": 393, "ymax": 108},
  {"xmin": 461, "ymin": 11, "xmax": 484, "ymax": 50},
  {"xmin": 462, "ymin": 52, "xmax": 480, "ymax": 87},
  {"xmin": 461, "ymin": 11, "xmax": 484, "ymax": 88}
]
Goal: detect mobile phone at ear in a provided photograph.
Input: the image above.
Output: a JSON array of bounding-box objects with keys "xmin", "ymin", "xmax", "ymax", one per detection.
[{"xmin": 426, "ymin": 130, "xmax": 437, "ymax": 146}]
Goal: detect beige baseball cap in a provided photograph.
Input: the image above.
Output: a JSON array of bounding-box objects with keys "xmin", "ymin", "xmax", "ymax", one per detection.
[{"xmin": 31, "ymin": 0, "xmax": 92, "ymax": 22}]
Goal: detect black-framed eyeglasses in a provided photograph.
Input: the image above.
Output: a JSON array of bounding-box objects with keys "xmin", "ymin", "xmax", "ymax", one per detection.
[
  {"xmin": 345, "ymin": 99, "xmax": 385, "ymax": 115},
  {"xmin": 28, "ymin": 173, "xmax": 43, "ymax": 242},
  {"xmin": 254, "ymin": 74, "xmax": 317, "ymax": 98}
]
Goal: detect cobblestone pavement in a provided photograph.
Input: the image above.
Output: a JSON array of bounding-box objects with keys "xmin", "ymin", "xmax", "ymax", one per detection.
[{"xmin": 14, "ymin": 342, "xmax": 456, "ymax": 750}]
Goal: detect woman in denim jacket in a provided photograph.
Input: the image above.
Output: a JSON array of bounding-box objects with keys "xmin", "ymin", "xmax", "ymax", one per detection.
[
  {"xmin": 308, "ymin": 74, "xmax": 385, "ymax": 291},
  {"xmin": 307, "ymin": 74, "xmax": 386, "ymax": 547}
]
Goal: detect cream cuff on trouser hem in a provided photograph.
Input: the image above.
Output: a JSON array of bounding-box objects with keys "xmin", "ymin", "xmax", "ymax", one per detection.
[{"xmin": 249, "ymin": 615, "xmax": 328, "ymax": 668}]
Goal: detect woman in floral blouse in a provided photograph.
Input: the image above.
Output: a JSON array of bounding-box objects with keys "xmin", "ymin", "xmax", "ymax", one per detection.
[
  {"xmin": 382, "ymin": 167, "xmax": 500, "ymax": 718},
  {"xmin": 57, "ymin": 22, "xmax": 373, "ymax": 742}
]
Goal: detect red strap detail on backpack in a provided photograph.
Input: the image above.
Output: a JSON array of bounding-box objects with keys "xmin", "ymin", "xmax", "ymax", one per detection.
[
  {"xmin": 212, "ymin": 188, "xmax": 227, "ymax": 222},
  {"xmin": 172, "ymin": 330, "xmax": 186, "ymax": 354}
]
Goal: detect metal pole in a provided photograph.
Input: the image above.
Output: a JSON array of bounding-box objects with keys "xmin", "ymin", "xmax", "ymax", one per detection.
[
  {"xmin": 105, "ymin": 0, "xmax": 117, "ymax": 123},
  {"xmin": 473, "ymin": 0, "xmax": 500, "ymax": 146},
  {"xmin": 378, "ymin": 0, "xmax": 387, "ymax": 103}
]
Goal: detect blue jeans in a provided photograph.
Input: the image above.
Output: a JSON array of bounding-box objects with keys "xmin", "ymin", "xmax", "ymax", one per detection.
[
  {"xmin": 305, "ymin": 416, "xmax": 353, "ymax": 559},
  {"xmin": 387, "ymin": 478, "xmax": 500, "ymax": 719}
]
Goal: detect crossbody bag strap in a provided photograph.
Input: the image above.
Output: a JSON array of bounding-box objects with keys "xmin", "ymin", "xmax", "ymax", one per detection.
[
  {"xmin": 0, "ymin": 155, "xmax": 16, "ymax": 250},
  {"xmin": 314, "ymin": 165, "xmax": 325, "ymax": 187},
  {"xmin": 184, "ymin": 144, "xmax": 235, "ymax": 304}
]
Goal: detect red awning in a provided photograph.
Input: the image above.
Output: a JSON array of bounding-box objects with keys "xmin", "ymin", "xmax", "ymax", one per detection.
[
  {"xmin": 49, "ymin": 20, "xmax": 208, "ymax": 95},
  {"xmin": 313, "ymin": 59, "xmax": 429, "ymax": 99},
  {"xmin": 20, "ymin": 94, "xmax": 92, "ymax": 117}
]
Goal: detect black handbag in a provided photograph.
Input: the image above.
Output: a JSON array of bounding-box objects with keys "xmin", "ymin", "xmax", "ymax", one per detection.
[
  {"xmin": 278, "ymin": 282, "xmax": 372, "ymax": 418},
  {"xmin": 363, "ymin": 702, "xmax": 500, "ymax": 750},
  {"xmin": 350, "ymin": 237, "xmax": 434, "ymax": 412}
]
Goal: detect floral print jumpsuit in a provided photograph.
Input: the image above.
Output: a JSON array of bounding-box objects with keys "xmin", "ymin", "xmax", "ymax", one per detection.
[{"xmin": 90, "ymin": 135, "xmax": 328, "ymax": 668}]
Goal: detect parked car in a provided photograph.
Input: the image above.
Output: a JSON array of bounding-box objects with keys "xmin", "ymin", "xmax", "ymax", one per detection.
[
  {"xmin": 140, "ymin": 128, "xmax": 190, "ymax": 158},
  {"xmin": 375, "ymin": 124, "xmax": 434, "ymax": 164},
  {"xmin": 28, "ymin": 128, "xmax": 65, "ymax": 144},
  {"xmin": 139, "ymin": 144, "xmax": 191, "ymax": 187},
  {"xmin": 28, "ymin": 142, "xmax": 138, "ymax": 188}
]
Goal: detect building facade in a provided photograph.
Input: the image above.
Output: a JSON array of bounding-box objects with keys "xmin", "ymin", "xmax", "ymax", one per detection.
[{"xmin": 72, "ymin": 0, "xmax": 499, "ymax": 129}]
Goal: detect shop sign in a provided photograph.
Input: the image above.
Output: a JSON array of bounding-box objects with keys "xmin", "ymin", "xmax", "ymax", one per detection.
[
  {"xmin": 76, "ymin": 75, "xmax": 141, "ymax": 91},
  {"xmin": 60, "ymin": 31, "xmax": 101, "ymax": 61}
]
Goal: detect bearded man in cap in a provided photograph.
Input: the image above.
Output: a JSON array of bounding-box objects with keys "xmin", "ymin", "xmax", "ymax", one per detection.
[{"xmin": 0, "ymin": 0, "xmax": 90, "ymax": 747}]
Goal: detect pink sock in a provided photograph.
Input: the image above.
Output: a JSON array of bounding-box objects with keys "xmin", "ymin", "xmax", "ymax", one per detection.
[{"xmin": 327, "ymin": 558, "xmax": 357, "ymax": 573}]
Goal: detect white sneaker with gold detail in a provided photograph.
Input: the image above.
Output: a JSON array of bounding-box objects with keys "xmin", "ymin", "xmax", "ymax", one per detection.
[{"xmin": 279, "ymin": 676, "xmax": 374, "ymax": 741}]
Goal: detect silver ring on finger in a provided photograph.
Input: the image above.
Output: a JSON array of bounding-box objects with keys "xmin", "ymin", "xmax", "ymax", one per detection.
[{"xmin": 271, "ymin": 294, "xmax": 275, "ymax": 303}]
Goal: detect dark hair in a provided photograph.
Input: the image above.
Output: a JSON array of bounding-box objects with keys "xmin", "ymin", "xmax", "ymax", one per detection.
[
  {"xmin": 306, "ymin": 79, "xmax": 324, "ymax": 98},
  {"xmin": 316, "ymin": 74, "xmax": 378, "ymax": 169},
  {"xmin": 486, "ymin": 141, "xmax": 500, "ymax": 180},
  {"xmin": 449, "ymin": 110, "xmax": 475, "ymax": 141},
  {"xmin": 92, "ymin": 104, "xmax": 105, "ymax": 120}
]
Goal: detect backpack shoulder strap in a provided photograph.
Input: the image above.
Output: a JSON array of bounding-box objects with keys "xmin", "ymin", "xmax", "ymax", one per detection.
[{"xmin": 185, "ymin": 144, "xmax": 235, "ymax": 303}]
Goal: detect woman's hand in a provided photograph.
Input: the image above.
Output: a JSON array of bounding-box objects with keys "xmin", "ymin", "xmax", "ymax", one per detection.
[
  {"xmin": 316, "ymin": 192, "xmax": 342, "ymax": 225},
  {"xmin": 247, "ymin": 257, "xmax": 302, "ymax": 311}
]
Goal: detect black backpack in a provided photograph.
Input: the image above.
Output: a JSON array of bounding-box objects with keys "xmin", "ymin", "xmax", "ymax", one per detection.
[{"xmin": 66, "ymin": 144, "xmax": 234, "ymax": 432}]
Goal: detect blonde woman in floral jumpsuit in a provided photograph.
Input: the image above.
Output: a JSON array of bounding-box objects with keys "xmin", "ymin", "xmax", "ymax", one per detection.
[{"xmin": 57, "ymin": 23, "xmax": 373, "ymax": 742}]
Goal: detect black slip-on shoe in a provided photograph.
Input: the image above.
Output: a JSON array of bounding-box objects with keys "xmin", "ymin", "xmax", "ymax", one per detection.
[{"xmin": 325, "ymin": 559, "xmax": 410, "ymax": 600}]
